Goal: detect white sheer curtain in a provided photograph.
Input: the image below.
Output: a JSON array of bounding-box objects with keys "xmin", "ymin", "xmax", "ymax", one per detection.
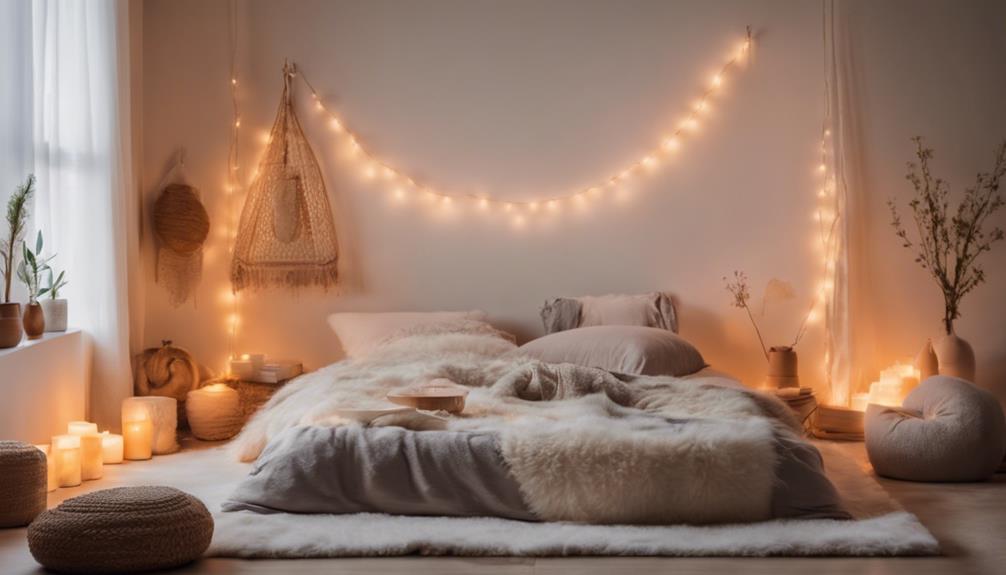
[{"xmin": 32, "ymin": 0, "xmax": 141, "ymax": 430}]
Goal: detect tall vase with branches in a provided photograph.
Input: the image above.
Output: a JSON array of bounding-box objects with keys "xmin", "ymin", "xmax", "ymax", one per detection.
[
  {"xmin": 0, "ymin": 175, "xmax": 35, "ymax": 348},
  {"xmin": 888, "ymin": 137, "xmax": 1005, "ymax": 381}
]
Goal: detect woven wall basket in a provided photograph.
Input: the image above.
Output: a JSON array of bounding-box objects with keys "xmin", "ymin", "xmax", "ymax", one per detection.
[{"xmin": 231, "ymin": 63, "xmax": 339, "ymax": 291}]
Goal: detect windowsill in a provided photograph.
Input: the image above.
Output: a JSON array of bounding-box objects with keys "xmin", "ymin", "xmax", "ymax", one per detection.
[{"xmin": 0, "ymin": 328, "xmax": 82, "ymax": 359}]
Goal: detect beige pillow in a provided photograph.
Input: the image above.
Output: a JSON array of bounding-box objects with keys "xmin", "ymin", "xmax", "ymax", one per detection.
[
  {"xmin": 327, "ymin": 311, "xmax": 488, "ymax": 358},
  {"xmin": 518, "ymin": 325, "xmax": 706, "ymax": 377}
]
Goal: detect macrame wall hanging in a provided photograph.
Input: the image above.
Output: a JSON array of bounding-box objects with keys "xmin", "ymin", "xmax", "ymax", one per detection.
[
  {"xmin": 231, "ymin": 62, "xmax": 340, "ymax": 291},
  {"xmin": 153, "ymin": 155, "xmax": 210, "ymax": 306}
]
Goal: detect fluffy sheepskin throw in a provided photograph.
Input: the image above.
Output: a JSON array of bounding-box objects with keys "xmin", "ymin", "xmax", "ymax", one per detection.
[{"xmin": 232, "ymin": 321, "xmax": 803, "ymax": 525}]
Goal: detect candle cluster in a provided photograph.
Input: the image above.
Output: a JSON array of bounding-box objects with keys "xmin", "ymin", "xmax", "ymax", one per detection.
[
  {"xmin": 850, "ymin": 362, "xmax": 921, "ymax": 411},
  {"xmin": 35, "ymin": 421, "xmax": 123, "ymax": 491},
  {"xmin": 33, "ymin": 398, "xmax": 181, "ymax": 493}
]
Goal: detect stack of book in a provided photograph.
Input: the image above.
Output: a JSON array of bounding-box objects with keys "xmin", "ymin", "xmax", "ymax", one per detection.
[
  {"xmin": 772, "ymin": 387, "xmax": 818, "ymax": 431},
  {"xmin": 810, "ymin": 404, "xmax": 865, "ymax": 441}
]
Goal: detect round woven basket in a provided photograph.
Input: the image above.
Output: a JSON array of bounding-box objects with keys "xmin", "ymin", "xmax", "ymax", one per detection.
[
  {"xmin": 0, "ymin": 440, "xmax": 47, "ymax": 527},
  {"xmin": 27, "ymin": 486, "xmax": 213, "ymax": 574},
  {"xmin": 153, "ymin": 183, "xmax": 210, "ymax": 255}
]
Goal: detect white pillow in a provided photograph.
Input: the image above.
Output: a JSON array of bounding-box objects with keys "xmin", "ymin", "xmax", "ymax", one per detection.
[{"xmin": 327, "ymin": 311, "xmax": 488, "ymax": 358}]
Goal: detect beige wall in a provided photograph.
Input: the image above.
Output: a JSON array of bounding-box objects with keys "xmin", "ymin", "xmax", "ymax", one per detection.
[{"xmin": 141, "ymin": 0, "xmax": 1006, "ymax": 402}]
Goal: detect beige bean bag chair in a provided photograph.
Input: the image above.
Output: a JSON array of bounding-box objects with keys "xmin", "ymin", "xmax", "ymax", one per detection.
[{"xmin": 866, "ymin": 376, "xmax": 1006, "ymax": 482}]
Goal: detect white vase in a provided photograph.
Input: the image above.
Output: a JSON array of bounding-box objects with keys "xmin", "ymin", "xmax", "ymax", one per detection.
[
  {"xmin": 40, "ymin": 299, "xmax": 67, "ymax": 332},
  {"xmin": 915, "ymin": 339, "xmax": 939, "ymax": 381},
  {"xmin": 934, "ymin": 333, "xmax": 976, "ymax": 382}
]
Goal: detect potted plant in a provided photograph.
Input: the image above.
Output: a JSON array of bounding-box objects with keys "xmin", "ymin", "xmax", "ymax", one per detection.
[
  {"xmin": 16, "ymin": 231, "xmax": 53, "ymax": 340},
  {"xmin": 889, "ymin": 137, "xmax": 1005, "ymax": 382},
  {"xmin": 0, "ymin": 175, "xmax": 34, "ymax": 348},
  {"xmin": 41, "ymin": 266, "xmax": 68, "ymax": 332},
  {"xmin": 724, "ymin": 271, "xmax": 817, "ymax": 389}
]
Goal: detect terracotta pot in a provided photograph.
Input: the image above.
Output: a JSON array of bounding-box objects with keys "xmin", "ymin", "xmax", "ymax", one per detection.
[
  {"xmin": 0, "ymin": 302, "xmax": 23, "ymax": 348},
  {"xmin": 767, "ymin": 346, "xmax": 799, "ymax": 389},
  {"xmin": 934, "ymin": 333, "xmax": 976, "ymax": 382},
  {"xmin": 22, "ymin": 302, "xmax": 45, "ymax": 340},
  {"xmin": 40, "ymin": 299, "xmax": 67, "ymax": 332},
  {"xmin": 915, "ymin": 338, "xmax": 939, "ymax": 381}
]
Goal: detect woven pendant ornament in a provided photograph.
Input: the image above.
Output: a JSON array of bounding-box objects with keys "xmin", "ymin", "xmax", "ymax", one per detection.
[
  {"xmin": 231, "ymin": 62, "xmax": 339, "ymax": 291},
  {"xmin": 153, "ymin": 159, "xmax": 209, "ymax": 306}
]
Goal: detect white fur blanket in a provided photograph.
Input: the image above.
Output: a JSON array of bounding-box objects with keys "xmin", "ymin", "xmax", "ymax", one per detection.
[{"xmin": 232, "ymin": 325, "xmax": 816, "ymax": 525}]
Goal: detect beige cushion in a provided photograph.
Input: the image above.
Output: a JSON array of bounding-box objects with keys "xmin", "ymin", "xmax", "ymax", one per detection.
[
  {"xmin": 518, "ymin": 325, "xmax": 706, "ymax": 377},
  {"xmin": 540, "ymin": 292, "xmax": 677, "ymax": 334},
  {"xmin": 327, "ymin": 311, "xmax": 488, "ymax": 357},
  {"xmin": 865, "ymin": 376, "xmax": 1006, "ymax": 482}
]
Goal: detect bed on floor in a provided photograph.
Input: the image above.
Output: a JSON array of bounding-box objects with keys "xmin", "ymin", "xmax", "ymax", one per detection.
[{"xmin": 226, "ymin": 312, "xmax": 848, "ymax": 526}]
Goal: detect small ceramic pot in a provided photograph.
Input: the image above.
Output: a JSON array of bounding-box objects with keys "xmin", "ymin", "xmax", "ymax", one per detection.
[
  {"xmin": 934, "ymin": 333, "xmax": 976, "ymax": 382},
  {"xmin": 767, "ymin": 346, "xmax": 799, "ymax": 389},
  {"xmin": 0, "ymin": 302, "xmax": 23, "ymax": 348},
  {"xmin": 40, "ymin": 299, "xmax": 67, "ymax": 332},
  {"xmin": 22, "ymin": 302, "xmax": 45, "ymax": 340}
]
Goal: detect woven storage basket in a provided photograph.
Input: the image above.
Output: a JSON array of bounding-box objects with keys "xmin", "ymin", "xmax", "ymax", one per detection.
[
  {"xmin": 27, "ymin": 486, "xmax": 213, "ymax": 574},
  {"xmin": 0, "ymin": 440, "xmax": 47, "ymax": 527}
]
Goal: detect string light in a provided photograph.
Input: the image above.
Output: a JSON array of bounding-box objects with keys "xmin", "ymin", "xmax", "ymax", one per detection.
[
  {"xmin": 292, "ymin": 29, "xmax": 754, "ymax": 219},
  {"xmin": 225, "ymin": 0, "xmax": 242, "ymax": 374}
]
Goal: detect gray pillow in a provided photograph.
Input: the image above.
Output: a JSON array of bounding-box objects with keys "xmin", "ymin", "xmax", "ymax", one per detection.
[
  {"xmin": 518, "ymin": 325, "xmax": 706, "ymax": 377},
  {"xmin": 540, "ymin": 292, "xmax": 677, "ymax": 334}
]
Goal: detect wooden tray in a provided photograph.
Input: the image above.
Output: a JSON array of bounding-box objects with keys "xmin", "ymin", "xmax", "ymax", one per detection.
[{"xmin": 387, "ymin": 379, "xmax": 469, "ymax": 413}]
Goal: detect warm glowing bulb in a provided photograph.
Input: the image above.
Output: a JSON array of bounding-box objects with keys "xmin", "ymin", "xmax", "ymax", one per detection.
[
  {"xmin": 381, "ymin": 166, "xmax": 395, "ymax": 180},
  {"xmin": 234, "ymin": 119, "xmax": 241, "ymax": 128},
  {"xmin": 818, "ymin": 163, "xmax": 827, "ymax": 173},
  {"xmin": 681, "ymin": 117, "xmax": 699, "ymax": 131},
  {"xmin": 528, "ymin": 202, "xmax": 539, "ymax": 212},
  {"xmin": 711, "ymin": 74, "xmax": 723, "ymax": 87},
  {"xmin": 512, "ymin": 215, "xmax": 526, "ymax": 228},
  {"xmin": 330, "ymin": 118, "xmax": 344, "ymax": 132},
  {"xmin": 393, "ymin": 188, "xmax": 406, "ymax": 201},
  {"xmin": 547, "ymin": 200, "xmax": 558, "ymax": 211},
  {"xmin": 806, "ymin": 309, "xmax": 819, "ymax": 324},
  {"xmin": 478, "ymin": 198, "xmax": 489, "ymax": 210},
  {"xmin": 315, "ymin": 100, "xmax": 323, "ymax": 111},
  {"xmin": 694, "ymin": 100, "xmax": 708, "ymax": 114},
  {"xmin": 362, "ymin": 164, "xmax": 377, "ymax": 179},
  {"xmin": 504, "ymin": 203, "xmax": 514, "ymax": 212},
  {"xmin": 231, "ymin": 78, "xmax": 237, "ymax": 86},
  {"xmin": 662, "ymin": 136, "xmax": 681, "ymax": 152},
  {"xmin": 824, "ymin": 129, "xmax": 832, "ymax": 137},
  {"xmin": 818, "ymin": 187, "xmax": 827, "ymax": 198},
  {"xmin": 588, "ymin": 187, "xmax": 602, "ymax": 197},
  {"xmin": 258, "ymin": 131, "xmax": 271, "ymax": 144},
  {"xmin": 642, "ymin": 155, "xmax": 658, "ymax": 169},
  {"xmin": 442, "ymin": 196, "xmax": 452, "ymax": 205}
]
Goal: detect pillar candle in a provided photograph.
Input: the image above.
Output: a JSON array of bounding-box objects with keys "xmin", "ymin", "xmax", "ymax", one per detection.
[
  {"xmin": 122, "ymin": 418, "xmax": 153, "ymax": 461},
  {"xmin": 34, "ymin": 444, "xmax": 58, "ymax": 492},
  {"xmin": 121, "ymin": 397, "xmax": 178, "ymax": 455},
  {"xmin": 67, "ymin": 421, "xmax": 98, "ymax": 436},
  {"xmin": 100, "ymin": 431, "xmax": 124, "ymax": 464},
  {"xmin": 79, "ymin": 434, "xmax": 103, "ymax": 480},
  {"xmin": 186, "ymin": 383, "xmax": 244, "ymax": 441},
  {"xmin": 52, "ymin": 435, "xmax": 82, "ymax": 488}
]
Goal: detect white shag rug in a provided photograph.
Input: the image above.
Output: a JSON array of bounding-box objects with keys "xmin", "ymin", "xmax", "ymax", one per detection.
[{"xmin": 106, "ymin": 438, "xmax": 938, "ymax": 558}]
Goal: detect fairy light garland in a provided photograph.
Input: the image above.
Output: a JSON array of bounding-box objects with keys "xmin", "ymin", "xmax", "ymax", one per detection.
[
  {"xmin": 225, "ymin": 0, "xmax": 242, "ymax": 372},
  {"xmin": 293, "ymin": 29, "xmax": 753, "ymax": 220}
]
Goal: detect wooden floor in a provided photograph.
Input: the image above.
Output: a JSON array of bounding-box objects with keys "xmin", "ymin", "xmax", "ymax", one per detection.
[{"xmin": 2, "ymin": 442, "xmax": 1004, "ymax": 575}]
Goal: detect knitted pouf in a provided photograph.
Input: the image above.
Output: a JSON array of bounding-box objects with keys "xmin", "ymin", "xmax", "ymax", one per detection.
[
  {"xmin": 27, "ymin": 486, "xmax": 213, "ymax": 574},
  {"xmin": 0, "ymin": 440, "xmax": 47, "ymax": 527}
]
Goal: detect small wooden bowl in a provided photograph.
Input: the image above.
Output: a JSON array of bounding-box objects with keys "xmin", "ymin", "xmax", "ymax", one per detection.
[{"xmin": 387, "ymin": 380, "xmax": 469, "ymax": 414}]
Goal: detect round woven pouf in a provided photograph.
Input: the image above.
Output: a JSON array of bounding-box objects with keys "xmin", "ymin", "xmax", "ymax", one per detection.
[
  {"xmin": 0, "ymin": 440, "xmax": 47, "ymax": 527},
  {"xmin": 27, "ymin": 486, "xmax": 213, "ymax": 574}
]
